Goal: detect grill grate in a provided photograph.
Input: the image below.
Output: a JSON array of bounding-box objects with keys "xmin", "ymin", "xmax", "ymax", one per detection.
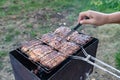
[{"xmin": 16, "ymin": 33, "xmax": 93, "ymax": 73}]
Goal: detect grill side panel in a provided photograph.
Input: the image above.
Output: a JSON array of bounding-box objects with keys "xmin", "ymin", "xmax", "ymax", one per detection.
[{"xmin": 9, "ymin": 51, "xmax": 41, "ymax": 80}]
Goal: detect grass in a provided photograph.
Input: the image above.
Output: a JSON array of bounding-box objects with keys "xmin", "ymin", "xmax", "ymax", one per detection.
[
  {"xmin": 0, "ymin": 51, "xmax": 7, "ymax": 69},
  {"xmin": 26, "ymin": 23, "xmax": 33, "ymax": 28},
  {"xmin": 0, "ymin": 61, "xmax": 3, "ymax": 70},
  {"xmin": 115, "ymin": 51, "xmax": 120, "ymax": 69},
  {"xmin": 0, "ymin": 0, "xmax": 112, "ymax": 18},
  {"xmin": 38, "ymin": 26, "xmax": 53, "ymax": 34},
  {"xmin": 0, "ymin": 51, "xmax": 7, "ymax": 58},
  {"xmin": 4, "ymin": 30, "xmax": 20, "ymax": 42},
  {"xmin": 90, "ymin": 0, "xmax": 120, "ymax": 12},
  {"xmin": 0, "ymin": 0, "xmax": 44, "ymax": 18},
  {"xmin": 4, "ymin": 34, "xmax": 14, "ymax": 42},
  {"xmin": 1, "ymin": 0, "xmax": 120, "ymax": 17},
  {"xmin": 29, "ymin": 30, "xmax": 37, "ymax": 38}
]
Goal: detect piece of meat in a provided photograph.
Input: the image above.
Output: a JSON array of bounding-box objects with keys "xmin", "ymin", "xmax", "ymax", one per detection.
[
  {"xmin": 41, "ymin": 33, "xmax": 55, "ymax": 44},
  {"xmin": 54, "ymin": 27, "xmax": 92, "ymax": 45},
  {"xmin": 59, "ymin": 41, "xmax": 80, "ymax": 55},
  {"xmin": 20, "ymin": 26, "xmax": 92, "ymax": 69},
  {"xmin": 30, "ymin": 45, "xmax": 53, "ymax": 61},
  {"xmin": 54, "ymin": 52, "xmax": 66, "ymax": 64},
  {"xmin": 48, "ymin": 36, "xmax": 63, "ymax": 49},
  {"xmin": 67, "ymin": 31, "xmax": 92, "ymax": 45},
  {"xmin": 47, "ymin": 54, "xmax": 65, "ymax": 68},
  {"xmin": 54, "ymin": 27, "xmax": 71, "ymax": 38},
  {"xmin": 40, "ymin": 51, "xmax": 65, "ymax": 68},
  {"xmin": 41, "ymin": 33, "xmax": 63, "ymax": 49},
  {"xmin": 22, "ymin": 44, "xmax": 53, "ymax": 61},
  {"xmin": 40, "ymin": 51, "xmax": 58, "ymax": 68},
  {"xmin": 27, "ymin": 50, "xmax": 39, "ymax": 61},
  {"xmin": 21, "ymin": 40, "xmax": 42, "ymax": 52}
]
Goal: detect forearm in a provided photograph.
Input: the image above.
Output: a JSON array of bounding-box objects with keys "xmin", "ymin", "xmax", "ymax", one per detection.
[
  {"xmin": 78, "ymin": 10, "xmax": 120, "ymax": 26},
  {"xmin": 107, "ymin": 12, "xmax": 120, "ymax": 24}
]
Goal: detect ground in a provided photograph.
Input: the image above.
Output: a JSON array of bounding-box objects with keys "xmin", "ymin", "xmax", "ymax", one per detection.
[{"xmin": 0, "ymin": 8, "xmax": 120, "ymax": 80}]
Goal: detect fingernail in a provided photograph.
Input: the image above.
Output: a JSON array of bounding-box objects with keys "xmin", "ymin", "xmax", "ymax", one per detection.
[{"xmin": 80, "ymin": 21, "xmax": 83, "ymax": 24}]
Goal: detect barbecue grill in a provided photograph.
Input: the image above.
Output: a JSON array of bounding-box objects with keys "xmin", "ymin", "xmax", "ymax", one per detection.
[
  {"xmin": 10, "ymin": 37, "xmax": 99, "ymax": 80},
  {"xmin": 9, "ymin": 25, "xmax": 120, "ymax": 80}
]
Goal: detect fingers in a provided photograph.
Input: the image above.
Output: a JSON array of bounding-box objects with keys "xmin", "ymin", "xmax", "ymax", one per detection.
[
  {"xmin": 78, "ymin": 11, "xmax": 88, "ymax": 22},
  {"xmin": 78, "ymin": 10, "xmax": 94, "ymax": 25},
  {"xmin": 80, "ymin": 19, "xmax": 94, "ymax": 24},
  {"xmin": 78, "ymin": 10, "xmax": 107, "ymax": 26},
  {"xmin": 78, "ymin": 10, "xmax": 91, "ymax": 24}
]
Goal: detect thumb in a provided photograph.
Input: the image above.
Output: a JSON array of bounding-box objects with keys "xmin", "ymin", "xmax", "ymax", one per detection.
[{"xmin": 80, "ymin": 19, "xmax": 94, "ymax": 24}]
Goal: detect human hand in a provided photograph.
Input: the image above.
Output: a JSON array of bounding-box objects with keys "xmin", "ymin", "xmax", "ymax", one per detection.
[{"xmin": 78, "ymin": 10, "xmax": 109, "ymax": 26}]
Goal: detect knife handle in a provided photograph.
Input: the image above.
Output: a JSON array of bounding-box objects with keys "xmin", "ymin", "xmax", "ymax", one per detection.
[
  {"xmin": 84, "ymin": 16, "xmax": 89, "ymax": 19},
  {"xmin": 73, "ymin": 16, "xmax": 89, "ymax": 30},
  {"xmin": 73, "ymin": 23, "xmax": 82, "ymax": 30}
]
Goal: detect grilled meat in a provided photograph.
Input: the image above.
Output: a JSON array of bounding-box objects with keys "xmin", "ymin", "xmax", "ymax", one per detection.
[
  {"xmin": 59, "ymin": 41, "xmax": 80, "ymax": 55},
  {"xmin": 54, "ymin": 27, "xmax": 71, "ymax": 38},
  {"xmin": 40, "ymin": 51, "xmax": 65, "ymax": 68},
  {"xmin": 67, "ymin": 31, "xmax": 91, "ymax": 45},
  {"xmin": 41, "ymin": 33, "xmax": 55, "ymax": 44},
  {"xmin": 21, "ymin": 43, "xmax": 53, "ymax": 62},
  {"xmin": 21, "ymin": 26, "xmax": 92, "ymax": 69},
  {"xmin": 41, "ymin": 33, "xmax": 63, "ymax": 49},
  {"xmin": 21, "ymin": 40, "xmax": 42, "ymax": 52}
]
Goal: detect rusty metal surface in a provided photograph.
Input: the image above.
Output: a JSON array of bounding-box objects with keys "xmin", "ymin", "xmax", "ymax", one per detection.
[{"xmin": 10, "ymin": 51, "xmax": 41, "ymax": 80}]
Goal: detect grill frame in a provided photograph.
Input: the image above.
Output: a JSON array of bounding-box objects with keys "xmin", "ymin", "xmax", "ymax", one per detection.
[
  {"xmin": 18, "ymin": 39, "xmax": 93, "ymax": 72},
  {"xmin": 17, "ymin": 33, "xmax": 94, "ymax": 73},
  {"xmin": 10, "ymin": 38, "xmax": 99, "ymax": 80}
]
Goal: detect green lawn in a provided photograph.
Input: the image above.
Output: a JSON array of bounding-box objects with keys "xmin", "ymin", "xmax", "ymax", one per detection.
[{"xmin": 1, "ymin": 0, "xmax": 120, "ymax": 18}]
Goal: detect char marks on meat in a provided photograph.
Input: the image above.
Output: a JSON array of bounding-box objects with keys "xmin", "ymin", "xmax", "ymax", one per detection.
[
  {"xmin": 59, "ymin": 41, "xmax": 80, "ymax": 55},
  {"xmin": 54, "ymin": 27, "xmax": 71, "ymax": 38},
  {"xmin": 21, "ymin": 40, "xmax": 42, "ymax": 52},
  {"xmin": 40, "ymin": 51, "xmax": 65, "ymax": 68},
  {"xmin": 67, "ymin": 31, "xmax": 91, "ymax": 45},
  {"xmin": 21, "ymin": 26, "xmax": 92, "ymax": 69},
  {"xmin": 41, "ymin": 33, "xmax": 62, "ymax": 49}
]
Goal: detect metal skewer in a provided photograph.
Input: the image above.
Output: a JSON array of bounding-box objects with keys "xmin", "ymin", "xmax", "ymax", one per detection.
[{"xmin": 70, "ymin": 46, "xmax": 120, "ymax": 79}]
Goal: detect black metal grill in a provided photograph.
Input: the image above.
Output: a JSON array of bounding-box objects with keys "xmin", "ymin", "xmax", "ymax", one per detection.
[
  {"xmin": 16, "ymin": 33, "xmax": 93, "ymax": 73},
  {"xmin": 9, "ymin": 37, "xmax": 99, "ymax": 80}
]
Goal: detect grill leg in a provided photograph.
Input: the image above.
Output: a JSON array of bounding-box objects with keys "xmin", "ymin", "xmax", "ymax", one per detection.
[{"xmin": 79, "ymin": 75, "xmax": 87, "ymax": 80}]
